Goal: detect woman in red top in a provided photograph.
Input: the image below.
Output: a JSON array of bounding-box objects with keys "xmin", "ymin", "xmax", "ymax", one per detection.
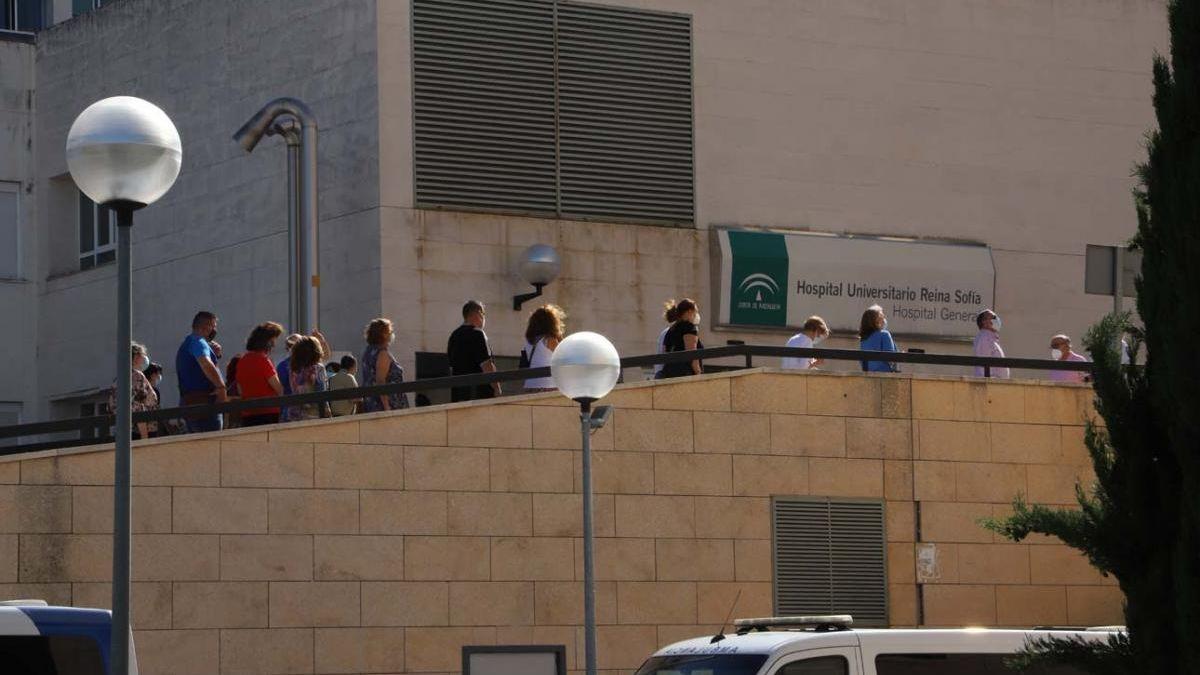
[{"xmin": 236, "ymin": 322, "xmax": 285, "ymax": 426}]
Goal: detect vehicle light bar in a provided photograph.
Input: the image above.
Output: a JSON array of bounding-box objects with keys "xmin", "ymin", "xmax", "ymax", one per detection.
[{"xmin": 734, "ymin": 615, "xmax": 853, "ymax": 633}]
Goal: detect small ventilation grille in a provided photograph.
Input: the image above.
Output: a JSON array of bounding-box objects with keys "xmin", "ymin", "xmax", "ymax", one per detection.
[{"xmin": 773, "ymin": 497, "xmax": 887, "ymax": 626}]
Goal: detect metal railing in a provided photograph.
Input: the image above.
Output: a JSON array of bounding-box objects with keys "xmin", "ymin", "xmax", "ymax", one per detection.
[{"xmin": 0, "ymin": 344, "xmax": 1092, "ymax": 456}]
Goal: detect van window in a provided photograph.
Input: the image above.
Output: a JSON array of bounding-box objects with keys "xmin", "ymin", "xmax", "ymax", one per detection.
[
  {"xmin": 0, "ymin": 635, "xmax": 106, "ymax": 674},
  {"xmin": 635, "ymin": 654, "xmax": 769, "ymax": 675},
  {"xmin": 777, "ymin": 655, "xmax": 848, "ymax": 674},
  {"xmin": 876, "ymin": 653, "xmax": 1086, "ymax": 674}
]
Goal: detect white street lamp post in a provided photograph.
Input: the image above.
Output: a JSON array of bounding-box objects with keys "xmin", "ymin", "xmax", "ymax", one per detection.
[
  {"xmin": 550, "ymin": 332, "xmax": 620, "ymax": 675},
  {"xmin": 67, "ymin": 96, "xmax": 182, "ymax": 675}
]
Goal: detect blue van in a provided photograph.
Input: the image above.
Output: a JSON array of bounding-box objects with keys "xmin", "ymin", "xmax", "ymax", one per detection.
[{"xmin": 0, "ymin": 600, "xmax": 136, "ymax": 675}]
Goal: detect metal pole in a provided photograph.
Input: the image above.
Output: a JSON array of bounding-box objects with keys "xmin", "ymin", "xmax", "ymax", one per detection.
[
  {"xmin": 299, "ymin": 118, "xmax": 319, "ymax": 332},
  {"xmin": 580, "ymin": 401, "xmax": 597, "ymax": 675},
  {"xmin": 285, "ymin": 130, "xmax": 300, "ymax": 333},
  {"xmin": 233, "ymin": 98, "xmax": 320, "ymax": 333},
  {"xmin": 111, "ymin": 207, "xmax": 133, "ymax": 675}
]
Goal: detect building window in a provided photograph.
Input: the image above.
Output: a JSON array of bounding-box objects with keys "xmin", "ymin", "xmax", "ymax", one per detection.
[
  {"xmin": 78, "ymin": 191, "xmax": 115, "ymax": 270},
  {"xmin": 411, "ymin": 0, "xmax": 694, "ymax": 225},
  {"xmin": 0, "ymin": 182, "xmax": 18, "ymax": 279},
  {"xmin": 772, "ymin": 497, "xmax": 888, "ymax": 626},
  {"xmin": 0, "ymin": 402, "xmax": 20, "ymax": 447},
  {"xmin": 72, "ymin": 0, "xmax": 104, "ymax": 18},
  {"xmin": 1, "ymin": 0, "xmax": 44, "ymax": 32},
  {"xmin": 76, "ymin": 399, "xmax": 108, "ymax": 440}
]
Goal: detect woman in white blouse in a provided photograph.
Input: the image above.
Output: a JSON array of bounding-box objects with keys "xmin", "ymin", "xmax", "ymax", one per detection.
[
  {"xmin": 522, "ymin": 304, "xmax": 567, "ymax": 392},
  {"xmin": 782, "ymin": 316, "xmax": 830, "ymax": 370}
]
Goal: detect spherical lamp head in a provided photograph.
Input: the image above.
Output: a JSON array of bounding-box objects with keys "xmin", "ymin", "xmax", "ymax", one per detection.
[
  {"xmin": 66, "ymin": 96, "xmax": 182, "ymax": 208},
  {"xmin": 551, "ymin": 331, "xmax": 620, "ymax": 403},
  {"xmin": 519, "ymin": 244, "xmax": 561, "ymax": 286}
]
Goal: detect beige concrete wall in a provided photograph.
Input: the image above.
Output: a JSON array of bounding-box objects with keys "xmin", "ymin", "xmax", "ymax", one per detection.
[
  {"xmin": 376, "ymin": 0, "xmax": 1166, "ymax": 377},
  {"xmin": 0, "ymin": 369, "xmax": 1120, "ymax": 674}
]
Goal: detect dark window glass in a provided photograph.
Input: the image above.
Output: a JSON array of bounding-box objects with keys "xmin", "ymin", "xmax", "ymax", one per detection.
[
  {"xmin": 96, "ymin": 205, "xmax": 110, "ymax": 246},
  {"xmin": 778, "ymin": 656, "xmax": 848, "ymax": 675},
  {"xmin": 78, "ymin": 192, "xmax": 93, "ymax": 255},
  {"xmin": 96, "ymin": 249, "xmax": 115, "ymax": 266},
  {"xmin": 2, "ymin": 0, "xmax": 13, "ymax": 31},
  {"xmin": 876, "ymin": 653, "xmax": 1088, "ymax": 675},
  {"xmin": 0, "ymin": 634, "xmax": 107, "ymax": 674},
  {"xmin": 72, "ymin": 0, "xmax": 93, "ymax": 16},
  {"xmin": 15, "ymin": 0, "xmax": 41, "ymax": 31},
  {"xmin": 635, "ymin": 654, "xmax": 768, "ymax": 675}
]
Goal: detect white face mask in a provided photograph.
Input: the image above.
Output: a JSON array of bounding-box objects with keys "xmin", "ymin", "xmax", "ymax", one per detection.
[
  {"xmin": 992, "ymin": 316, "xmax": 1002, "ymax": 331},
  {"xmin": 693, "ymin": 313, "xmax": 702, "ymax": 326},
  {"xmin": 135, "ymin": 355, "xmax": 149, "ymax": 370},
  {"xmin": 1050, "ymin": 349, "xmax": 1062, "ymax": 360},
  {"xmin": 813, "ymin": 335, "xmax": 826, "ymax": 345}
]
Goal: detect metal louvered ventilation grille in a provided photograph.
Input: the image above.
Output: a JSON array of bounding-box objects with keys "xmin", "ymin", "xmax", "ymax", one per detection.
[
  {"xmin": 773, "ymin": 498, "xmax": 888, "ymax": 626},
  {"xmin": 412, "ymin": 0, "xmax": 558, "ymax": 213},
  {"xmin": 557, "ymin": 1, "xmax": 694, "ymax": 224}
]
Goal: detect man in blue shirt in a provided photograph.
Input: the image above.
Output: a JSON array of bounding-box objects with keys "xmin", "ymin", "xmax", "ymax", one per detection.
[{"xmin": 176, "ymin": 311, "xmax": 227, "ymax": 433}]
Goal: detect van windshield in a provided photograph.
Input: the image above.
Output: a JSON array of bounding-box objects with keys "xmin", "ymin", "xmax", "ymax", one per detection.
[{"xmin": 635, "ymin": 654, "xmax": 768, "ymax": 675}]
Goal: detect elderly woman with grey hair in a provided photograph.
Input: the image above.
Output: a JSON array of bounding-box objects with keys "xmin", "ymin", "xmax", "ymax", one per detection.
[{"xmin": 108, "ymin": 342, "xmax": 159, "ymax": 440}]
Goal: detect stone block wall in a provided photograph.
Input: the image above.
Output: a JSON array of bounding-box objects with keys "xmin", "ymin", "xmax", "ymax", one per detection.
[{"xmin": 0, "ymin": 369, "xmax": 1120, "ymax": 674}]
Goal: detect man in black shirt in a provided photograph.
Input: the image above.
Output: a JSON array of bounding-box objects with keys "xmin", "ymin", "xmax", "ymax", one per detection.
[{"xmin": 447, "ymin": 300, "xmax": 501, "ymax": 402}]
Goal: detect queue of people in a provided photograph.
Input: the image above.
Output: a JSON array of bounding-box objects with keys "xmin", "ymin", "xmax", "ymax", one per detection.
[{"xmin": 107, "ymin": 298, "xmax": 1094, "ymax": 440}]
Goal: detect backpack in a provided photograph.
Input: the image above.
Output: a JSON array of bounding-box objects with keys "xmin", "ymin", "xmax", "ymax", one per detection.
[{"xmin": 518, "ymin": 340, "xmax": 539, "ymax": 369}]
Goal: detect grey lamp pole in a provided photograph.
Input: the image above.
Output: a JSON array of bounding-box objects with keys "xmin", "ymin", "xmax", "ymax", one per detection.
[
  {"xmin": 549, "ymin": 331, "xmax": 620, "ymax": 675},
  {"xmin": 579, "ymin": 398, "xmax": 598, "ymax": 675},
  {"xmin": 111, "ymin": 204, "xmax": 134, "ymax": 675},
  {"xmin": 66, "ymin": 96, "xmax": 182, "ymax": 675}
]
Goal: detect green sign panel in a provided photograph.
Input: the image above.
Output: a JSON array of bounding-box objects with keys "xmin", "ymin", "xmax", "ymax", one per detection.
[{"xmin": 728, "ymin": 230, "xmax": 788, "ymax": 327}]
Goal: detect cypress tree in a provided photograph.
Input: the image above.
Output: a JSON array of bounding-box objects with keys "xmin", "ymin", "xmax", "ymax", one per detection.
[{"xmin": 985, "ymin": 1, "xmax": 1200, "ymax": 672}]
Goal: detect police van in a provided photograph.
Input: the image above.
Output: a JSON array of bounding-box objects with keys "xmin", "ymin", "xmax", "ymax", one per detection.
[
  {"xmin": 0, "ymin": 600, "xmax": 137, "ymax": 674},
  {"xmin": 635, "ymin": 615, "xmax": 1118, "ymax": 675}
]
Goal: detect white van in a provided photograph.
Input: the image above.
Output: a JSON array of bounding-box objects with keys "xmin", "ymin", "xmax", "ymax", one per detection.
[
  {"xmin": 0, "ymin": 600, "xmax": 138, "ymax": 674},
  {"xmin": 635, "ymin": 616, "xmax": 1118, "ymax": 675}
]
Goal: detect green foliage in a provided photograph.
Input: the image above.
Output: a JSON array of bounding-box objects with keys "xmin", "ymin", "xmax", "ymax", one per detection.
[
  {"xmin": 983, "ymin": 1, "xmax": 1200, "ymax": 672},
  {"xmin": 1005, "ymin": 633, "xmax": 1133, "ymax": 675}
]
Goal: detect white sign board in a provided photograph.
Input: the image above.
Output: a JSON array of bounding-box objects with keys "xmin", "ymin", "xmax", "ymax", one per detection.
[{"xmin": 715, "ymin": 229, "xmax": 995, "ymax": 338}]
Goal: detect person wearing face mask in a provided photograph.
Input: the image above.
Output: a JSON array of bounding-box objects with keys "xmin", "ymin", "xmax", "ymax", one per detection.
[
  {"xmin": 973, "ymin": 309, "xmax": 1010, "ymax": 379},
  {"xmin": 447, "ymin": 301, "xmax": 500, "ymax": 401},
  {"xmin": 782, "ymin": 316, "xmax": 830, "ymax": 370},
  {"xmin": 859, "ymin": 305, "xmax": 899, "ymax": 372},
  {"xmin": 1048, "ymin": 334, "xmax": 1090, "ymax": 383},
  {"xmin": 362, "ymin": 317, "xmax": 411, "ymax": 411},
  {"xmin": 143, "ymin": 362, "xmax": 164, "ymax": 410},
  {"xmin": 176, "ymin": 310, "xmax": 227, "ymax": 433},
  {"xmin": 235, "ymin": 321, "xmax": 286, "ymax": 427},
  {"xmin": 109, "ymin": 342, "xmax": 159, "ymax": 440},
  {"xmin": 658, "ymin": 298, "xmax": 705, "ymax": 379}
]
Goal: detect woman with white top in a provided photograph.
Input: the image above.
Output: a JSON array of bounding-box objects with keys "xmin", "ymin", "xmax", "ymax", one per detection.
[
  {"xmin": 782, "ymin": 316, "xmax": 830, "ymax": 370},
  {"xmin": 522, "ymin": 304, "xmax": 566, "ymax": 392}
]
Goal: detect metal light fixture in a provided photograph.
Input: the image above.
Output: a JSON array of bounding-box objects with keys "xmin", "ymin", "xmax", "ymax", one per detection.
[
  {"xmin": 234, "ymin": 98, "xmax": 320, "ymax": 334},
  {"xmin": 550, "ymin": 331, "xmax": 620, "ymax": 675},
  {"xmin": 67, "ymin": 96, "xmax": 182, "ymax": 675},
  {"xmin": 513, "ymin": 244, "xmax": 560, "ymax": 310}
]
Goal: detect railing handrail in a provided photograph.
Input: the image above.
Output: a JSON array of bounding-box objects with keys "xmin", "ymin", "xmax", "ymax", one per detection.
[{"xmin": 0, "ymin": 344, "xmax": 1094, "ymax": 454}]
